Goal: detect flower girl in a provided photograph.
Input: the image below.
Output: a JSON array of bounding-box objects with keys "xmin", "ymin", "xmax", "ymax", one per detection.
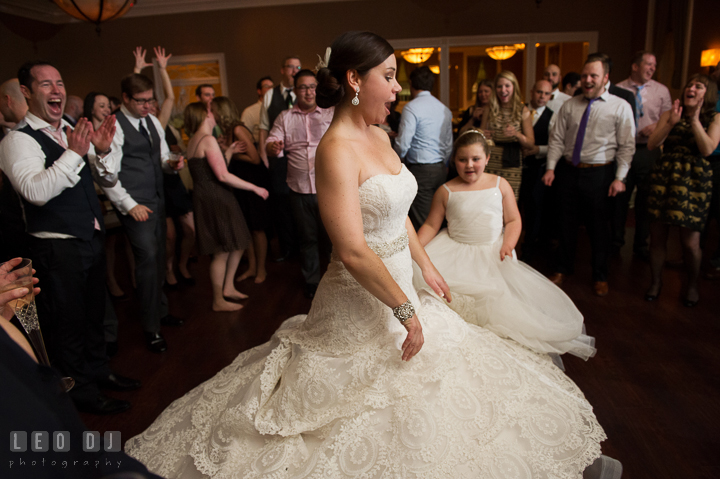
[{"xmin": 413, "ymin": 130, "xmax": 596, "ymax": 360}]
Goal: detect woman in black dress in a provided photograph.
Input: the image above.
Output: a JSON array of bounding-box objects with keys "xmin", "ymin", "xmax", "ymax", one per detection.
[
  {"xmin": 183, "ymin": 103, "xmax": 269, "ymax": 312},
  {"xmin": 212, "ymin": 96, "xmax": 272, "ymax": 283},
  {"xmin": 646, "ymin": 74, "xmax": 720, "ymax": 306}
]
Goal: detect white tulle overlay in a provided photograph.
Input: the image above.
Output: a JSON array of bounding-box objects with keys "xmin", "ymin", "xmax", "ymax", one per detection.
[
  {"xmin": 125, "ymin": 166, "xmax": 605, "ymax": 478},
  {"xmin": 413, "ymin": 179, "xmax": 597, "ymax": 360}
]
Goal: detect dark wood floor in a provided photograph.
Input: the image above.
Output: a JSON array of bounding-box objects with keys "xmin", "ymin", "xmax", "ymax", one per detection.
[{"xmin": 81, "ymin": 221, "xmax": 720, "ymax": 479}]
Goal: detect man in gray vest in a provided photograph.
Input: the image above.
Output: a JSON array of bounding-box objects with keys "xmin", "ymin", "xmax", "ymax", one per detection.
[
  {"xmin": 0, "ymin": 61, "xmax": 140, "ymax": 414},
  {"xmin": 258, "ymin": 56, "xmax": 301, "ymax": 262},
  {"xmin": 103, "ymin": 73, "xmax": 185, "ymax": 353}
]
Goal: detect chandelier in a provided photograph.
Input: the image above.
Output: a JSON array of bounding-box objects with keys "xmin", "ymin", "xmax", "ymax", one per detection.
[
  {"xmin": 486, "ymin": 45, "xmax": 517, "ymax": 61},
  {"xmin": 401, "ymin": 48, "xmax": 435, "ymax": 64},
  {"xmin": 52, "ymin": 0, "xmax": 137, "ymax": 32}
]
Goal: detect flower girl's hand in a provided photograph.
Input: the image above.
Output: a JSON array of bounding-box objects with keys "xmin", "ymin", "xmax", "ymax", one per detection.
[
  {"xmin": 500, "ymin": 245, "xmax": 514, "ymax": 261},
  {"xmin": 422, "ymin": 265, "xmax": 452, "ymax": 303},
  {"xmin": 401, "ymin": 315, "xmax": 424, "ymax": 362}
]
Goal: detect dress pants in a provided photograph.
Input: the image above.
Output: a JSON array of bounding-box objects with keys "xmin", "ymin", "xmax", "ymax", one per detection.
[
  {"xmin": 555, "ymin": 160, "xmax": 616, "ymax": 282},
  {"xmin": 519, "ymin": 158, "xmax": 550, "ymax": 259},
  {"xmin": 611, "ymin": 144, "xmax": 660, "ymax": 251},
  {"xmin": 30, "ymin": 231, "xmax": 110, "ymax": 403},
  {"xmin": 289, "ymin": 191, "xmax": 328, "ymax": 286},
  {"xmin": 406, "ymin": 162, "xmax": 447, "ymax": 230},
  {"xmin": 117, "ymin": 203, "xmax": 168, "ymax": 334},
  {"xmin": 269, "ymin": 156, "xmax": 297, "ymax": 257}
]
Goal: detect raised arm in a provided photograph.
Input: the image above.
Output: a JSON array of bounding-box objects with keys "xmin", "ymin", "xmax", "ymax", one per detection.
[
  {"xmin": 153, "ymin": 46, "xmax": 174, "ymax": 129},
  {"xmin": 132, "ymin": 47, "xmax": 152, "ymax": 74},
  {"xmin": 648, "ymin": 103, "xmax": 680, "ymax": 151},
  {"xmin": 316, "ymin": 137, "xmax": 423, "ymax": 361},
  {"xmin": 689, "ymin": 102, "xmax": 720, "ymax": 157}
]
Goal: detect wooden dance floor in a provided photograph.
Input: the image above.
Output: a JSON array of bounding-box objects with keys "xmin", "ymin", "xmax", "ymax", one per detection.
[{"xmin": 81, "ymin": 223, "xmax": 720, "ymax": 479}]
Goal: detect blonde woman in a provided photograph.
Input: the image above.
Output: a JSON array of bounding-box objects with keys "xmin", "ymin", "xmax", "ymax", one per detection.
[{"xmin": 481, "ymin": 70, "xmax": 534, "ymax": 199}]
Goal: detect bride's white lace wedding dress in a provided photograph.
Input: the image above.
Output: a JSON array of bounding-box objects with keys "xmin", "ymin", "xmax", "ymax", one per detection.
[{"xmin": 125, "ymin": 165, "xmax": 606, "ymax": 478}]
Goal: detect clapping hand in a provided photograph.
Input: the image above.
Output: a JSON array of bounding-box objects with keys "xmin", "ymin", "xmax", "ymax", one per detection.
[
  {"xmin": 503, "ymin": 125, "xmax": 518, "ymax": 138},
  {"xmin": 153, "ymin": 46, "xmax": 171, "ymax": 69},
  {"xmin": 133, "ymin": 47, "xmax": 153, "ymax": 73},
  {"xmin": 224, "ymin": 141, "xmax": 247, "ymax": 161},
  {"xmin": 66, "ymin": 118, "xmax": 93, "ymax": 157},
  {"xmin": 90, "ymin": 115, "xmax": 116, "ymax": 154},
  {"xmin": 669, "ymin": 99, "xmax": 683, "ymax": 126}
]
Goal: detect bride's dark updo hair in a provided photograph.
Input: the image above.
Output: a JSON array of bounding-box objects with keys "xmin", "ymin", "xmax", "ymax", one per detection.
[{"xmin": 316, "ymin": 31, "xmax": 395, "ymax": 109}]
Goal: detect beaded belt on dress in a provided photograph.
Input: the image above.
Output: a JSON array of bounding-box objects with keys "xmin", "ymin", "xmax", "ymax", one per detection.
[{"xmin": 331, "ymin": 232, "xmax": 409, "ymax": 262}]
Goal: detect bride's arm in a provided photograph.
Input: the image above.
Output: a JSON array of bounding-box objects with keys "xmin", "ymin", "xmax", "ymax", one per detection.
[
  {"xmin": 407, "ymin": 217, "xmax": 452, "ymax": 302},
  {"xmin": 316, "ymin": 138, "xmax": 423, "ymax": 361}
]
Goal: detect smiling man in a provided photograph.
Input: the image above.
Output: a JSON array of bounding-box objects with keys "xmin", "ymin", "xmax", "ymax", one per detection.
[
  {"xmin": 542, "ymin": 56, "xmax": 636, "ymax": 297},
  {"xmin": 102, "ymin": 73, "xmax": 185, "ymax": 354},
  {"xmin": 266, "ymin": 69, "xmax": 333, "ymax": 299},
  {"xmin": 0, "ymin": 60, "xmax": 141, "ymax": 415}
]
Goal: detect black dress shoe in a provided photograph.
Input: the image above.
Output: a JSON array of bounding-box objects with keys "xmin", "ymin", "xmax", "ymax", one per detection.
[
  {"xmin": 106, "ymin": 340, "xmax": 118, "ymax": 357},
  {"xmin": 75, "ymin": 394, "xmax": 131, "ymax": 415},
  {"xmin": 160, "ymin": 314, "xmax": 184, "ymax": 326},
  {"xmin": 98, "ymin": 373, "xmax": 141, "ymax": 391},
  {"xmin": 304, "ymin": 283, "xmax": 318, "ymax": 299},
  {"xmin": 145, "ymin": 331, "xmax": 167, "ymax": 353}
]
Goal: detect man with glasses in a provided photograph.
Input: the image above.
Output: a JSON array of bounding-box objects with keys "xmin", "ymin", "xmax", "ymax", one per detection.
[
  {"xmin": 259, "ymin": 56, "xmax": 301, "ymax": 262},
  {"xmin": 103, "ymin": 73, "xmax": 185, "ymax": 353},
  {"xmin": 266, "ymin": 70, "xmax": 333, "ymax": 299}
]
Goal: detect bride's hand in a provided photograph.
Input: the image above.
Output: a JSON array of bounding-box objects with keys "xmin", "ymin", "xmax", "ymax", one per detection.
[
  {"xmin": 422, "ymin": 264, "xmax": 452, "ymax": 303},
  {"xmin": 401, "ymin": 315, "xmax": 423, "ymax": 361}
]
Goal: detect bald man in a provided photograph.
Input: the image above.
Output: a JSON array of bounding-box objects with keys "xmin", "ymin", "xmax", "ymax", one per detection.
[
  {"xmin": 0, "ymin": 78, "xmax": 28, "ymax": 133},
  {"xmin": 63, "ymin": 94, "xmax": 83, "ymax": 126},
  {"xmin": 544, "ymin": 64, "xmax": 571, "ymax": 113}
]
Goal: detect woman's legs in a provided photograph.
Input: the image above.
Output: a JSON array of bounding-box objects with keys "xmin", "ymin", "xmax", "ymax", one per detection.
[
  {"xmin": 679, "ymin": 227, "xmax": 702, "ymax": 303},
  {"xmin": 223, "ymin": 249, "xmax": 248, "ymax": 300},
  {"xmin": 647, "ymin": 221, "xmax": 669, "ymax": 296},
  {"xmin": 236, "ymin": 240, "xmax": 256, "ymax": 282},
  {"xmin": 165, "ymin": 217, "xmax": 178, "ymax": 286},
  {"xmin": 253, "ymin": 230, "xmax": 268, "ymax": 283},
  {"xmin": 210, "ymin": 252, "xmax": 243, "ymax": 311},
  {"xmin": 177, "ymin": 212, "xmax": 195, "ymax": 279}
]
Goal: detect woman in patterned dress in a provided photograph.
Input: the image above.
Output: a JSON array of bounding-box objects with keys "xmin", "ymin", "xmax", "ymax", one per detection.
[
  {"xmin": 646, "ymin": 74, "xmax": 720, "ymax": 307},
  {"xmin": 480, "ymin": 70, "xmax": 534, "ymax": 200}
]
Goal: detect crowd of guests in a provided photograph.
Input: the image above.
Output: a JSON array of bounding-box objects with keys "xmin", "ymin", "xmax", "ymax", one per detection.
[{"xmin": 0, "ymin": 44, "xmax": 718, "ymax": 419}]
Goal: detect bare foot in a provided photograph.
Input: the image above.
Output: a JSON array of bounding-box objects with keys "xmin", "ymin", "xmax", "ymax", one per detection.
[
  {"xmin": 166, "ymin": 271, "xmax": 178, "ymax": 286},
  {"xmin": 223, "ymin": 288, "xmax": 249, "ymax": 301},
  {"xmin": 254, "ymin": 270, "xmax": 267, "ymax": 284},
  {"xmin": 212, "ymin": 299, "xmax": 244, "ymax": 312},
  {"xmin": 236, "ymin": 268, "xmax": 255, "ymax": 282}
]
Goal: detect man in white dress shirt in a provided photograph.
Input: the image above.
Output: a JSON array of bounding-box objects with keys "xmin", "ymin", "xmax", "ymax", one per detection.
[
  {"xmin": 241, "ymin": 76, "xmax": 274, "ymax": 145},
  {"xmin": 544, "ymin": 64, "xmax": 572, "ymax": 113},
  {"xmin": 543, "ymin": 57, "xmax": 636, "ymax": 296},
  {"xmin": 103, "ymin": 73, "xmax": 185, "ymax": 354},
  {"xmin": 0, "ymin": 61, "xmax": 140, "ymax": 414}
]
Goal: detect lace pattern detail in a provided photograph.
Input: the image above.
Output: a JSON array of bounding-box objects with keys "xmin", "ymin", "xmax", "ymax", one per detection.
[{"xmin": 125, "ymin": 166, "xmax": 605, "ymax": 478}]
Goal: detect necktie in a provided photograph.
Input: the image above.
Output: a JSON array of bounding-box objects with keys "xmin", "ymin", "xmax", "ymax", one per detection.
[
  {"xmin": 285, "ymin": 89, "xmax": 294, "ymax": 108},
  {"xmin": 138, "ymin": 119, "xmax": 152, "ymax": 147},
  {"xmin": 45, "ymin": 126, "xmax": 67, "ymax": 149},
  {"xmin": 571, "ymin": 98, "xmax": 598, "ymax": 166},
  {"xmin": 531, "ymin": 109, "xmax": 538, "ymax": 125},
  {"xmin": 634, "ymin": 85, "xmax": 645, "ymax": 125}
]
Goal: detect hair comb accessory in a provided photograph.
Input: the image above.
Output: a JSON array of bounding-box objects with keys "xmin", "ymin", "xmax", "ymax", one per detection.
[{"xmin": 315, "ymin": 47, "xmax": 332, "ymax": 70}]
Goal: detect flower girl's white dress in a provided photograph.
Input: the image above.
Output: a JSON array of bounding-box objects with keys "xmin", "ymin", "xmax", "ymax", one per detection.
[
  {"xmin": 413, "ymin": 177, "xmax": 596, "ymax": 360},
  {"xmin": 126, "ymin": 166, "xmax": 605, "ymax": 478}
]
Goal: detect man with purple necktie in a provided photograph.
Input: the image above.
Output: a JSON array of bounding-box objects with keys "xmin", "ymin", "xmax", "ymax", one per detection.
[{"xmin": 542, "ymin": 57, "xmax": 635, "ymax": 297}]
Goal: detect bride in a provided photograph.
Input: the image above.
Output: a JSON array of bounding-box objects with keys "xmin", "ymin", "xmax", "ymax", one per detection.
[{"xmin": 125, "ymin": 32, "xmax": 609, "ymax": 478}]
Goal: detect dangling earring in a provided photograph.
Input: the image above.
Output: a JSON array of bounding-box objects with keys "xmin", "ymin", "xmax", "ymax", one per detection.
[{"xmin": 352, "ymin": 87, "xmax": 359, "ymax": 106}]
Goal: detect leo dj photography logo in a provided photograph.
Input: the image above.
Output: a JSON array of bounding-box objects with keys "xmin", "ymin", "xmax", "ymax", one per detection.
[{"xmin": 8, "ymin": 431, "xmax": 123, "ymax": 471}]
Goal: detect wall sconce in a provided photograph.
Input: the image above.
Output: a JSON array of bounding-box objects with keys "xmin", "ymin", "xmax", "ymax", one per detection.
[
  {"xmin": 401, "ymin": 48, "xmax": 435, "ymax": 64},
  {"xmin": 486, "ymin": 46, "xmax": 517, "ymax": 61},
  {"xmin": 429, "ymin": 66, "xmax": 440, "ymax": 74},
  {"xmin": 700, "ymin": 49, "xmax": 720, "ymax": 68}
]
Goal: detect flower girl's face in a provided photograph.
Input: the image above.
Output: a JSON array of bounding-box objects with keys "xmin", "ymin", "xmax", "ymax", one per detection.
[{"xmin": 454, "ymin": 144, "xmax": 489, "ymax": 184}]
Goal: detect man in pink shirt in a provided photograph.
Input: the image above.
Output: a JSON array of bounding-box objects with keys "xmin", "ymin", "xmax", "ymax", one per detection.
[
  {"xmin": 266, "ymin": 70, "xmax": 333, "ymax": 298},
  {"xmin": 614, "ymin": 51, "xmax": 672, "ymax": 259}
]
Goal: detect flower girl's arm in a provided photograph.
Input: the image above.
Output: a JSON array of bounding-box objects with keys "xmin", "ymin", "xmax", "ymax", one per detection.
[
  {"xmin": 500, "ymin": 178, "xmax": 522, "ymax": 260},
  {"xmin": 416, "ymin": 187, "xmax": 448, "ymax": 247}
]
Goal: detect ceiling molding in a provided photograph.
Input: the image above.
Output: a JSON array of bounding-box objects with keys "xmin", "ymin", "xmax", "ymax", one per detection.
[{"xmin": 0, "ymin": 0, "xmax": 358, "ymax": 24}]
